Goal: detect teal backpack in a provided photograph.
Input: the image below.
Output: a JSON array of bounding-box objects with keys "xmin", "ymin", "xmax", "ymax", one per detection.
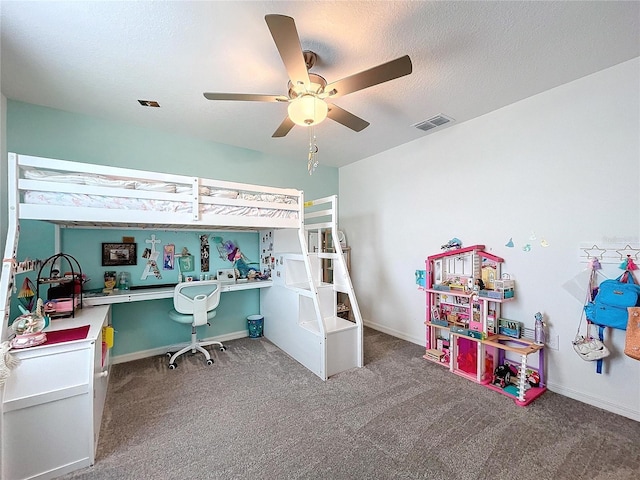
[{"xmin": 584, "ymin": 270, "xmax": 640, "ymax": 373}]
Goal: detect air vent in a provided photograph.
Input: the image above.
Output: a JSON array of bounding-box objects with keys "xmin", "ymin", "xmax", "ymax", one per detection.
[
  {"xmin": 413, "ymin": 114, "xmax": 454, "ymax": 132},
  {"xmin": 138, "ymin": 100, "xmax": 160, "ymax": 107}
]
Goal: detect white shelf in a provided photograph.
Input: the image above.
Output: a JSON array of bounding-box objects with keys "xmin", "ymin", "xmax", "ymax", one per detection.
[
  {"xmin": 318, "ymin": 252, "xmax": 338, "ymax": 259},
  {"xmin": 286, "ymin": 283, "xmax": 314, "ymax": 298},
  {"xmin": 325, "ymin": 316, "xmax": 357, "ymax": 333},
  {"xmin": 281, "ymin": 252, "xmax": 305, "ymax": 261},
  {"xmin": 299, "ymin": 320, "xmax": 322, "ymax": 335},
  {"xmin": 299, "ymin": 316, "xmax": 356, "ymax": 334}
]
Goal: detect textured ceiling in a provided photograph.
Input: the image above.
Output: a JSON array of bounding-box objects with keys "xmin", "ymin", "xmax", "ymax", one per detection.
[{"xmin": 1, "ymin": 1, "xmax": 639, "ymax": 168}]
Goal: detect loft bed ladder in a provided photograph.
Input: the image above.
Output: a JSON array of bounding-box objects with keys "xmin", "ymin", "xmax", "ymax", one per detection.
[{"xmin": 304, "ymin": 196, "xmax": 363, "ymax": 370}]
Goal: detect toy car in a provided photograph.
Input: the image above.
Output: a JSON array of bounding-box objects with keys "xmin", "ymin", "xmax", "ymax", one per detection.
[
  {"xmin": 441, "ymin": 237, "xmax": 462, "ymax": 250},
  {"xmin": 493, "ymin": 363, "xmax": 517, "ymax": 389}
]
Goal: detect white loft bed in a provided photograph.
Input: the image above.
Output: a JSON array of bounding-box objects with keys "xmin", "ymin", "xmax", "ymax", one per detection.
[
  {"xmin": 1, "ymin": 152, "xmax": 362, "ymax": 383},
  {"xmin": 1, "ymin": 152, "xmax": 302, "ymax": 341},
  {"xmin": 1, "ymin": 152, "xmax": 363, "ymax": 479},
  {"xmin": 9, "ymin": 152, "xmax": 302, "ymax": 231}
]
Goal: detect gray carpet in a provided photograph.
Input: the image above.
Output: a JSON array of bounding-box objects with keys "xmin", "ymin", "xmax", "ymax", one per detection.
[{"xmin": 60, "ymin": 327, "xmax": 639, "ymax": 480}]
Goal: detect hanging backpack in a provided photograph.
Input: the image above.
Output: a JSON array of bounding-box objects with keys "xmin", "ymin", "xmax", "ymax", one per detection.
[
  {"xmin": 584, "ymin": 269, "xmax": 640, "ymax": 373},
  {"xmin": 584, "ymin": 271, "xmax": 640, "ymax": 330}
]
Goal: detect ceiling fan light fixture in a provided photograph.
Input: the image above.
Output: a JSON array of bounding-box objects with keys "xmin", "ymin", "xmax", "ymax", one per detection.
[{"xmin": 288, "ymin": 94, "xmax": 328, "ymax": 126}]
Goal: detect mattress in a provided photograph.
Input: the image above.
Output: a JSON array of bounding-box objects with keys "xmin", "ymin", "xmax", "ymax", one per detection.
[{"xmin": 23, "ymin": 191, "xmax": 298, "ymax": 219}]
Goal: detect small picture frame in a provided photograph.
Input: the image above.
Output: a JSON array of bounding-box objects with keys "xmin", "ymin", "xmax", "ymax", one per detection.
[
  {"xmin": 217, "ymin": 268, "xmax": 236, "ymax": 282},
  {"xmin": 102, "ymin": 243, "xmax": 137, "ymax": 266},
  {"xmin": 163, "ymin": 244, "xmax": 175, "ymax": 270},
  {"xmin": 178, "ymin": 254, "xmax": 194, "ymax": 273}
]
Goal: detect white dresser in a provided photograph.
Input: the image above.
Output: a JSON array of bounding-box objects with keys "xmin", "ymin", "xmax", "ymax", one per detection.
[{"xmin": 1, "ymin": 305, "xmax": 111, "ymax": 480}]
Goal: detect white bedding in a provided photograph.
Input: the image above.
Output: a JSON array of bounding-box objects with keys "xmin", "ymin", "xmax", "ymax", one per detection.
[
  {"xmin": 18, "ymin": 160, "xmax": 302, "ymax": 227},
  {"xmin": 24, "ymin": 191, "xmax": 298, "ymax": 219},
  {"xmin": 24, "ymin": 191, "xmax": 191, "ymax": 212},
  {"xmin": 23, "ymin": 168, "xmax": 298, "ymax": 204}
]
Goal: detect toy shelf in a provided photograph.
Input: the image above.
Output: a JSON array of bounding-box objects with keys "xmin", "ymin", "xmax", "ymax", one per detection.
[
  {"xmin": 482, "ymin": 335, "xmax": 546, "ymax": 406},
  {"xmin": 482, "ymin": 334, "xmax": 543, "ymax": 355}
]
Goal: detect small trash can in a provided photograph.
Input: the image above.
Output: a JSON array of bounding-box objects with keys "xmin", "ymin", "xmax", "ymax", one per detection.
[{"xmin": 247, "ymin": 315, "xmax": 264, "ymax": 338}]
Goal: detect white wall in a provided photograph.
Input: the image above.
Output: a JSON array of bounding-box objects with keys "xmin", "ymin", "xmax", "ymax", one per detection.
[{"xmin": 339, "ymin": 58, "xmax": 640, "ymax": 421}]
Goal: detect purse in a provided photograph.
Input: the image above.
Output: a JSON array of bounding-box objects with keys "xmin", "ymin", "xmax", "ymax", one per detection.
[
  {"xmin": 624, "ymin": 307, "xmax": 640, "ymax": 360},
  {"xmin": 573, "ymin": 332, "xmax": 610, "ymax": 361}
]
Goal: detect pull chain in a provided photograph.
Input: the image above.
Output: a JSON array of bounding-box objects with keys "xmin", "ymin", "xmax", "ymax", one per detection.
[{"xmin": 307, "ymin": 125, "xmax": 319, "ymax": 175}]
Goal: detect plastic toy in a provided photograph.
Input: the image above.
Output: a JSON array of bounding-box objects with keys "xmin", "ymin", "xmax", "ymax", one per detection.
[
  {"xmin": 213, "ymin": 236, "xmax": 260, "ymax": 279},
  {"xmin": 493, "ymin": 363, "xmax": 517, "ymax": 389},
  {"xmin": 527, "ymin": 370, "xmax": 540, "ymax": 387},
  {"xmin": 441, "ymin": 238, "xmax": 462, "ymax": 250}
]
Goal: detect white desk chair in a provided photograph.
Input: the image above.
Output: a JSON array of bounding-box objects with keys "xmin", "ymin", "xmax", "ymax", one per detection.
[{"xmin": 167, "ymin": 280, "xmax": 226, "ymax": 369}]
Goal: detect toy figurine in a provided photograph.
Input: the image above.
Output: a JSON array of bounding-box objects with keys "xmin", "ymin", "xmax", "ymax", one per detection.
[
  {"xmin": 441, "ymin": 237, "xmax": 462, "ymax": 250},
  {"xmin": 534, "ymin": 312, "xmax": 545, "ymax": 345}
]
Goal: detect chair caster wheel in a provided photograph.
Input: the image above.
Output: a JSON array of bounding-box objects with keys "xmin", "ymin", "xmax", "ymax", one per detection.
[
  {"xmin": 168, "ymin": 363, "xmax": 177, "ymax": 370},
  {"xmin": 220, "ymin": 346, "xmax": 226, "ymax": 352},
  {"xmin": 206, "ymin": 359, "xmax": 214, "ymax": 366}
]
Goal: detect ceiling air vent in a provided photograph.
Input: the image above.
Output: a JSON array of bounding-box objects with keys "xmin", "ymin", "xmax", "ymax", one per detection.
[
  {"xmin": 138, "ymin": 100, "xmax": 160, "ymax": 107},
  {"xmin": 413, "ymin": 114, "xmax": 454, "ymax": 132}
]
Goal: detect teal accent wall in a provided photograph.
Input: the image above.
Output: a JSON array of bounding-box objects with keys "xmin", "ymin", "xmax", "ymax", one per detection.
[
  {"xmin": 59, "ymin": 228, "xmax": 259, "ymax": 292},
  {"xmin": 4, "ymin": 100, "xmax": 339, "ymax": 357},
  {"xmin": 6, "ymin": 101, "xmax": 338, "ymax": 197},
  {"xmin": 109, "ymin": 288, "xmax": 258, "ymax": 357}
]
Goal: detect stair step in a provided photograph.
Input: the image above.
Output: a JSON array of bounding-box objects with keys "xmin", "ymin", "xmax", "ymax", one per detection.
[{"xmin": 317, "ymin": 252, "xmax": 339, "ymax": 259}]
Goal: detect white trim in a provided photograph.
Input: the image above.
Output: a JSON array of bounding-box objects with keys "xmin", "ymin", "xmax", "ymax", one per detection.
[
  {"xmin": 111, "ymin": 330, "xmax": 249, "ymax": 364},
  {"xmin": 363, "ymin": 320, "xmax": 424, "ymax": 346},
  {"xmin": 546, "ymin": 381, "xmax": 640, "ymax": 422}
]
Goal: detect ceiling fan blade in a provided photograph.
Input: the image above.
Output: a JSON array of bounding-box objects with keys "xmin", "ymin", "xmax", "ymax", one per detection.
[
  {"xmin": 272, "ymin": 116, "xmax": 295, "ymax": 138},
  {"xmin": 324, "ymin": 55, "xmax": 413, "ymax": 99},
  {"xmin": 327, "ymin": 104, "xmax": 370, "ymax": 132},
  {"xmin": 265, "ymin": 14, "xmax": 310, "ymax": 89},
  {"xmin": 204, "ymin": 93, "xmax": 288, "ymax": 102}
]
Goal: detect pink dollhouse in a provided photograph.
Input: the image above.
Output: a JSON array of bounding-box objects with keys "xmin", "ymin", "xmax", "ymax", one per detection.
[{"xmin": 423, "ymin": 244, "xmax": 546, "ymax": 406}]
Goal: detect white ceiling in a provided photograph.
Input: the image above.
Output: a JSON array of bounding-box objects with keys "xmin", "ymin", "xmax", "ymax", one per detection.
[{"xmin": 1, "ymin": 1, "xmax": 639, "ymax": 168}]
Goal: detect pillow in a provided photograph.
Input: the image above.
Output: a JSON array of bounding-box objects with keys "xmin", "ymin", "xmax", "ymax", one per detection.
[
  {"xmin": 134, "ymin": 181, "xmax": 177, "ymax": 193},
  {"xmin": 24, "ymin": 168, "xmax": 136, "ymax": 188},
  {"xmin": 23, "ymin": 168, "xmax": 87, "ymax": 184},
  {"xmin": 209, "ymin": 189, "xmax": 239, "ymax": 199}
]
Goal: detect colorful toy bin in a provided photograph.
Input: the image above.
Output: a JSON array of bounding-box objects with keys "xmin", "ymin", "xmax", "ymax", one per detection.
[{"xmin": 247, "ymin": 315, "xmax": 264, "ymax": 338}]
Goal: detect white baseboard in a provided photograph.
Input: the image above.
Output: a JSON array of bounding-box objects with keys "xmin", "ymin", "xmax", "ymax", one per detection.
[
  {"xmin": 363, "ymin": 319, "xmax": 424, "ymax": 347},
  {"xmin": 111, "ymin": 330, "xmax": 249, "ymax": 364},
  {"xmin": 546, "ymin": 381, "xmax": 640, "ymax": 422}
]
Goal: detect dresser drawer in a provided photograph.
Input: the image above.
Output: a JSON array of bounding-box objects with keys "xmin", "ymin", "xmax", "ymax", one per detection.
[{"xmin": 3, "ymin": 344, "xmax": 92, "ymax": 404}]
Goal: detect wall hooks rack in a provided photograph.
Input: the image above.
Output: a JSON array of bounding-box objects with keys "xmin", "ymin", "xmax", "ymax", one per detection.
[{"xmin": 579, "ymin": 242, "xmax": 640, "ymax": 265}]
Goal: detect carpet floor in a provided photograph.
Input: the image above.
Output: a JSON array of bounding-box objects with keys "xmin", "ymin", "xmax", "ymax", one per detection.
[{"xmin": 59, "ymin": 327, "xmax": 640, "ymax": 480}]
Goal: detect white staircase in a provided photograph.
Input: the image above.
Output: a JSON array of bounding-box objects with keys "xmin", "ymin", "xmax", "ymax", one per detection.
[{"xmin": 260, "ymin": 195, "xmax": 363, "ymax": 380}]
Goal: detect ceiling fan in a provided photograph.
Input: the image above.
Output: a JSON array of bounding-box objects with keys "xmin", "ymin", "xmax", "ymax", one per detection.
[{"xmin": 203, "ymin": 14, "xmax": 413, "ymax": 138}]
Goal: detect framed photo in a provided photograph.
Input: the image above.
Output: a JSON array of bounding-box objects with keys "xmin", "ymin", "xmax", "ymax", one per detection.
[
  {"xmin": 178, "ymin": 254, "xmax": 194, "ymax": 272},
  {"xmin": 102, "ymin": 243, "xmax": 137, "ymax": 266},
  {"xmin": 163, "ymin": 244, "xmax": 175, "ymax": 270},
  {"xmin": 217, "ymin": 268, "xmax": 236, "ymax": 282}
]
